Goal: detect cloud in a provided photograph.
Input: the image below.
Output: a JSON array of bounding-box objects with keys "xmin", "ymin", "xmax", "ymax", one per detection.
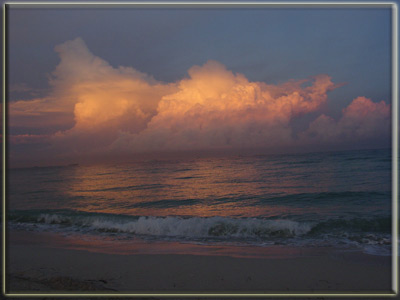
[
  {"xmin": 10, "ymin": 37, "xmax": 177, "ymax": 154},
  {"xmin": 302, "ymin": 96, "xmax": 391, "ymax": 144},
  {"xmin": 53, "ymin": 38, "xmax": 176, "ymax": 132},
  {"xmin": 10, "ymin": 95, "xmax": 75, "ymax": 130},
  {"xmin": 8, "ymin": 37, "xmax": 391, "ymax": 165},
  {"xmin": 111, "ymin": 61, "xmax": 339, "ymax": 153}
]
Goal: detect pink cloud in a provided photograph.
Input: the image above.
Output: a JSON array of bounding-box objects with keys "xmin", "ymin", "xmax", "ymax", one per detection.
[
  {"xmin": 8, "ymin": 38, "xmax": 391, "ymax": 164},
  {"xmin": 111, "ymin": 61, "xmax": 339, "ymax": 153},
  {"xmin": 303, "ymin": 96, "xmax": 390, "ymax": 143}
]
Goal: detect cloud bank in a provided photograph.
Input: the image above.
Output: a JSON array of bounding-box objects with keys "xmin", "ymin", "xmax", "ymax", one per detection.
[{"xmin": 9, "ymin": 38, "xmax": 391, "ymax": 165}]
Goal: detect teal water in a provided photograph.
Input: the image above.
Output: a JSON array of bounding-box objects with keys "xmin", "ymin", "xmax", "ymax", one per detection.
[{"xmin": 8, "ymin": 148, "xmax": 392, "ymax": 255}]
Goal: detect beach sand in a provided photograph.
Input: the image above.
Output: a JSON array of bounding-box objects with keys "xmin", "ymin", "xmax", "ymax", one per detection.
[{"xmin": 5, "ymin": 230, "xmax": 393, "ymax": 298}]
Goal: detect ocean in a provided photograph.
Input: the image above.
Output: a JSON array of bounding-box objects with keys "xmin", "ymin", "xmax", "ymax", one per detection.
[{"xmin": 8, "ymin": 148, "xmax": 392, "ymax": 257}]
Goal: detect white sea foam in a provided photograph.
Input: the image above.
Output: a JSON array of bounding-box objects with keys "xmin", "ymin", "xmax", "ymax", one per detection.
[
  {"xmin": 38, "ymin": 213, "xmax": 69, "ymax": 224},
  {"xmin": 37, "ymin": 214, "xmax": 312, "ymax": 238},
  {"xmin": 362, "ymin": 245, "xmax": 391, "ymax": 256}
]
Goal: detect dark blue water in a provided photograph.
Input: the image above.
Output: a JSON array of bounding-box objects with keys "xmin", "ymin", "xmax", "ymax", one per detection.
[{"xmin": 8, "ymin": 148, "xmax": 392, "ymax": 255}]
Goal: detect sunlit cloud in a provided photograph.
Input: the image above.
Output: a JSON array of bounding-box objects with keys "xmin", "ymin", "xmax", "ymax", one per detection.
[
  {"xmin": 9, "ymin": 37, "xmax": 391, "ymax": 165},
  {"xmin": 111, "ymin": 61, "xmax": 339, "ymax": 153},
  {"xmin": 302, "ymin": 96, "xmax": 390, "ymax": 143}
]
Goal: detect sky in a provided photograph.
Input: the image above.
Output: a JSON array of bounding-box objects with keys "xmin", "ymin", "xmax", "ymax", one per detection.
[{"xmin": 6, "ymin": 3, "xmax": 393, "ymax": 167}]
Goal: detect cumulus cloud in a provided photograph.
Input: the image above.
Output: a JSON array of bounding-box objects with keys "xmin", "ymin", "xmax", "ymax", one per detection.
[
  {"xmin": 111, "ymin": 61, "xmax": 339, "ymax": 153},
  {"xmin": 10, "ymin": 37, "xmax": 177, "ymax": 153},
  {"xmin": 9, "ymin": 37, "xmax": 391, "ymax": 164},
  {"xmin": 302, "ymin": 96, "xmax": 391, "ymax": 144},
  {"xmin": 54, "ymin": 38, "xmax": 176, "ymax": 133}
]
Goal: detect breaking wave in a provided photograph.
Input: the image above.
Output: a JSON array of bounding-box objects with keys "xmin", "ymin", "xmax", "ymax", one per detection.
[
  {"xmin": 8, "ymin": 210, "xmax": 391, "ymax": 242},
  {"xmin": 9, "ymin": 210, "xmax": 311, "ymax": 239}
]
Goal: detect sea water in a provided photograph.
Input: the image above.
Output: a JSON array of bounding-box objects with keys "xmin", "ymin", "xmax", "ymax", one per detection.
[{"xmin": 7, "ymin": 148, "xmax": 392, "ymax": 256}]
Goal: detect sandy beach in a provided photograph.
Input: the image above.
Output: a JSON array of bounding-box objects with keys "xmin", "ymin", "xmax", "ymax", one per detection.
[{"xmin": 6, "ymin": 230, "xmax": 393, "ymax": 297}]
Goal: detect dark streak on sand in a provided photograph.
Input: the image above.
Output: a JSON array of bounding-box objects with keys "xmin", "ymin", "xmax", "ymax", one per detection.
[{"xmin": 9, "ymin": 274, "xmax": 116, "ymax": 291}]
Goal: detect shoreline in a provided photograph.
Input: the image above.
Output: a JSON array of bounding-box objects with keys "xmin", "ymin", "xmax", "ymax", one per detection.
[{"xmin": 6, "ymin": 230, "xmax": 393, "ymax": 294}]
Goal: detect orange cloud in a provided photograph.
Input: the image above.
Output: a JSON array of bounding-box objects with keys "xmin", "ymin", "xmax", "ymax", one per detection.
[
  {"xmin": 111, "ymin": 61, "xmax": 339, "ymax": 152},
  {"xmin": 52, "ymin": 38, "xmax": 176, "ymax": 132},
  {"xmin": 303, "ymin": 96, "xmax": 390, "ymax": 143},
  {"xmin": 8, "ymin": 38, "xmax": 391, "ymax": 164}
]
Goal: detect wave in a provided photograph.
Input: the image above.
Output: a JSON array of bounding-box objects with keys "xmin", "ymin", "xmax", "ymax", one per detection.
[
  {"xmin": 9, "ymin": 211, "xmax": 311, "ymax": 238},
  {"xmin": 133, "ymin": 198, "xmax": 201, "ymax": 208},
  {"xmin": 8, "ymin": 210, "xmax": 391, "ymax": 241},
  {"xmin": 256, "ymin": 191, "xmax": 390, "ymax": 206},
  {"xmin": 127, "ymin": 190, "xmax": 390, "ymax": 210},
  {"xmin": 309, "ymin": 217, "xmax": 391, "ymax": 234},
  {"xmin": 77, "ymin": 183, "xmax": 172, "ymax": 193}
]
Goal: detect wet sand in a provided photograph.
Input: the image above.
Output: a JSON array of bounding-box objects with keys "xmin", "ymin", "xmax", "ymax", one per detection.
[{"xmin": 5, "ymin": 230, "xmax": 394, "ymax": 296}]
